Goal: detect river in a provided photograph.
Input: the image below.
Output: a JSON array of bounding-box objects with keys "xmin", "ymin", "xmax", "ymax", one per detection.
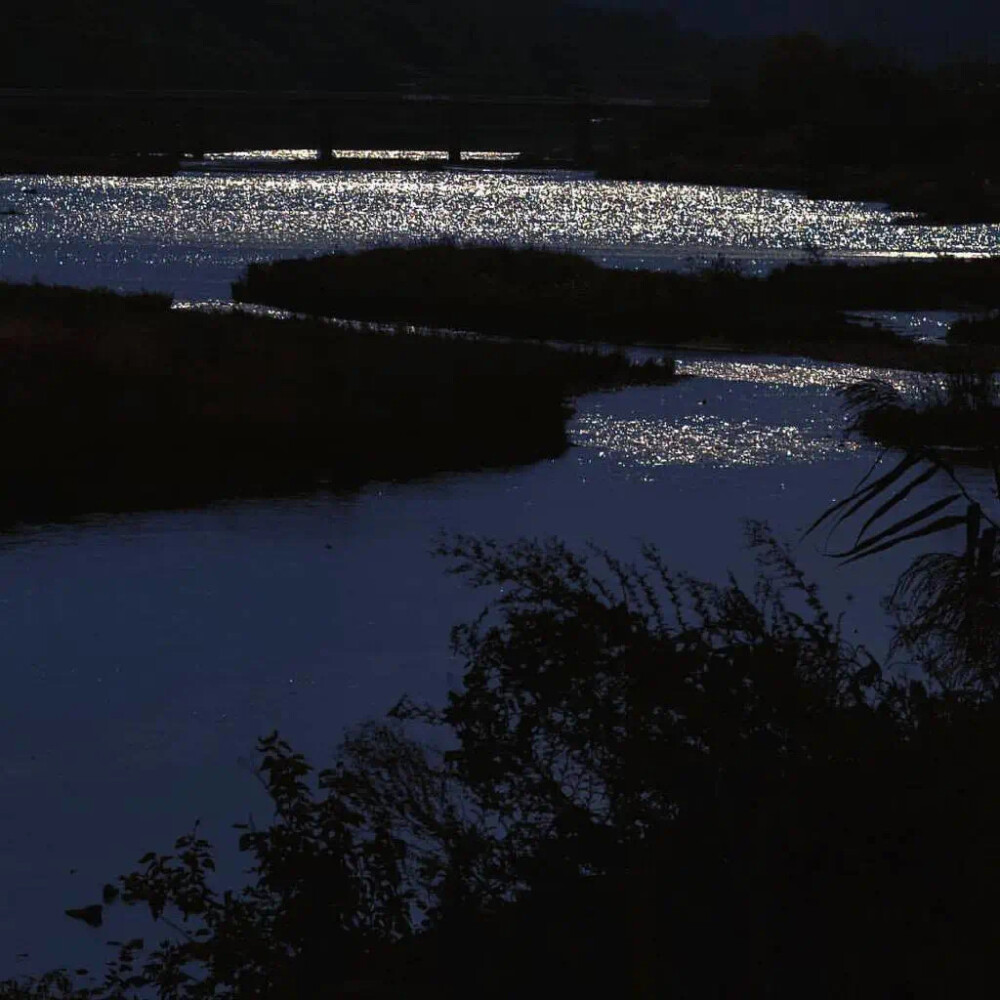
[{"xmin": 0, "ymin": 158, "xmax": 997, "ymax": 980}]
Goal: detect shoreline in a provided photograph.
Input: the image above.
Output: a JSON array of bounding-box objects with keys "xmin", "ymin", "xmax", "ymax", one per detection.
[
  {"xmin": 0, "ymin": 281, "xmax": 675, "ymax": 526},
  {"xmin": 595, "ymin": 158, "xmax": 1000, "ymax": 227}
]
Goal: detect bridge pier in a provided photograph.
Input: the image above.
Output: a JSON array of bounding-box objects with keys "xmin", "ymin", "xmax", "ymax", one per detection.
[
  {"xmin": 573, "ymin": 106, "xmax": 594, "ymax": 166},
  {"xmin": 446, "ymin": 102, "xmax": 464, "ymax": 164},
  {"xmin": 316, "ymin": 106, "xmax": 336, "ymax": 165}
]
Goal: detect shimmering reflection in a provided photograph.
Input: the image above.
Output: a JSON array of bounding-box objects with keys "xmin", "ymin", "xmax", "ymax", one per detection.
[
  {"xmin": 574, "ymin": 412, "xmax": 860, "ymax": 468},
  {"xmin": 201, "ymin": 148, "xmax": 521, "ymax": 162},
  {"xmin": 204, "ymin": 148, "xmax": 323, "ymax": 161},
  {"xmin": 0, "ymin": 170, "xmax": 997, "ymax": 299},
  {"xmin": 674, "ymin": 358, "xmax": 931, "ymax": 395},
  {"xmin": 848, "ymin": 310, "xmax": 959, "ymax": 344},
  {"xmin": 568, "ymin": 354, "xmax": 938, "ymax": 470}
]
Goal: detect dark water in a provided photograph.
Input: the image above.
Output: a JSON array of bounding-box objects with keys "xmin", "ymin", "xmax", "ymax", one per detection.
[{"xmin": 0, "ymin": 164, "xmax": 997, "ymax": 979}]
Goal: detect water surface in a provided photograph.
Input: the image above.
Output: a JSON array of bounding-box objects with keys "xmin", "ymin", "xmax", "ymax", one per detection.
[
  {"xmin": 2, "ymin": 165, "xmax": 997, "ymax": 301},
  {"xmin": 0, "ymin": 164, "xmax": 997, "ymax": 981}
]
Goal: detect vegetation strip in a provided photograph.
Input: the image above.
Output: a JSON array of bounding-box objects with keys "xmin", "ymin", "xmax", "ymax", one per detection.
[
  {"xmin": 234, "ymin": 244, "xmax": 1000, "ymax": 367},
  {"xmin": 0, "ymin": 281, "xmax": 674, "ymax": 523}
]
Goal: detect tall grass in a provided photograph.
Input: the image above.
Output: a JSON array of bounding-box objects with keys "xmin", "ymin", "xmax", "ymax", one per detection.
[
  {"xmin": 233, "ymin": 246, "xmax": 1000, "ymax": 357},
  {"xmin": 233, "ymin": 243, "xmax": 904, "ymax": 350},
  {"xmin": 842, "ymin": 370, "xmax": 1000, "ymax": 459}
]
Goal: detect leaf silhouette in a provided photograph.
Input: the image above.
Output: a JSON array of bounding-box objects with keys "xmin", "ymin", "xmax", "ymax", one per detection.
[
  {"xmin": 804, "ymin": 452, "xmax": 920, "ymax": 540},
  {"xmin": 831, "ymin": 493, "xmax": 963, "ymax": 560},
  {"xmin": 852, "ymin": 464, "xmax": 940, "ymax": 547},
  {"xmin": 65, "ymin": 904, "xmax": 103, "ymax": 928},
  {"xmin": 841, "ymin": 514, "xmax": 969, "ymax": 564}
]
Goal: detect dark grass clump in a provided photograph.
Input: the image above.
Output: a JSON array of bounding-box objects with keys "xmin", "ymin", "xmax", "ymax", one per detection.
[
  {"xmin": 232, "ymin": 243, "xmax": 898, "ymax": 351},
  {"xmin": 842, "ymin": 371, "xmax": 1000, "ymax": 461},
  {"xmin": 233, "ymin": 245, "xmax": 1000, "ymax": 359},
  {"xmin": 764, "ymin": 256, "xmax": 1000, "ymax": 311},
  {"xmin": 0, "ymin": 286, "xmax": 674, "ymax": 522},
  {"xmin": 0, "ymin": 280, "xmax": 172, "ymax": 318},
  {"xmin": 948, "ymin": 312, "xmax": 1000, "ymax": 347}
]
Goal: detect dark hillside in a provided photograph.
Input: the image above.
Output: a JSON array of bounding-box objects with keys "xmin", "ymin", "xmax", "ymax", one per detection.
[{"xmin": 2, "ymin": 0, "xmax": 691, "ymax": 95}]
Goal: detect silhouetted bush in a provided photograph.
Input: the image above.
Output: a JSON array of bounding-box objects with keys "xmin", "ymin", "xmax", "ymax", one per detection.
[{"xmin": 6, "ymin": 529, "xmax": 1000, "ymax": 997}]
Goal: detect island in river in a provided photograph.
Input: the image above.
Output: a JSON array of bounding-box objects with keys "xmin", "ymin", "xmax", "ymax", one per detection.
[{"xmin": 0, "ymin": 280, "xmax": 674, "ymax": 524}]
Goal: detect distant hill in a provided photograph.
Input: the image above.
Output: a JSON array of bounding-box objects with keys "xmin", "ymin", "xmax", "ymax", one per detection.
[
  {"xmin": 4, "ymin": 0, "xmax": 992, "ymax": 95},
  {"xmin": 3, "ymin": 0, "xmax": 694, "ymax": 95},
  {"xmin": 600, "ymin": 0, "xmax": 997, "ymax": 64}
]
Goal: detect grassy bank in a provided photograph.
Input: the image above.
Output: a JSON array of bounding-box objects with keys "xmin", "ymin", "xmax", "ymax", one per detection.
[
  {"xmin": 0, "ymin": 152, "xmax": 179, "ymax": 177},
  {"xmin": 842, "ymin": 372, "xmax": 1000, "ymax": 463},
  {"xmin": 598, "ymin": 158, "xmax": 1000, "ymax": 226},
  {"xmin": 0, "ymin": 282, "xmax": 674, "ymax": 522},
  {"xmin": 767, "ymin": 256, "xmax": 1000, "ymax": 311},
  {"xmin": 233, "ymin": 245, "xmax": 1000, "ymax": 367},
  {"xmin": 233, "ymin": 244, "xmax": 900, "ymax": 351}
]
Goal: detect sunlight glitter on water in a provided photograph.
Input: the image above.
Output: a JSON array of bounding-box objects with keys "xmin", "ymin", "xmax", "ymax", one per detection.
[
  {"xmin": 2, "ymin": 171, "xmax": 998, "ymax": 300},
  {"xmin": 568, "ymin": 354, "xmax": 951, "ymax": 472},
  {"xmin": 573, "ymin": 412, "xmax": 861, "ymax": 469},
  {"xmin": 673, "ymin": 358, "xmax": 934, "ymax": 396},
  {"xmin": 201, "ymin": 149, "xmax": 521, "ymax": 162}
]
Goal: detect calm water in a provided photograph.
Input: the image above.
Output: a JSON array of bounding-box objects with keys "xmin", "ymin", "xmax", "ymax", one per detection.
[{"xmin": 0, "ymin": 162, "xmax": 997, "ymax": 979}]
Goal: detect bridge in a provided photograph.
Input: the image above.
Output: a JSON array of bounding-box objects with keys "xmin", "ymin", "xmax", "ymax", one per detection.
[{"xmin": 0, "ymin": 89, "xmax": 709, "ymax": 165}]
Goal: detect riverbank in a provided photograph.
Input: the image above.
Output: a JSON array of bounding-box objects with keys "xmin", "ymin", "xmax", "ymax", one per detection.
[
  {"xmin": 841, "ymin": 371, "xmax": 1000, "ymax": 466},
  {"xmin": 191, "ymin": 155, "xmax": 530, "ymax": 174},
  {"xmin": 0, "ymin": 152, "xmax": 179, "ymax": 176},
  {"xmin": 0, "ymin": 282, "xmax": 674, "ymax": 523},
  {"xmin": 233, "ymin": 245, "xmax": 1000, "ymax": 372},
  {"xmin": 596, "ymin": 159, "xmax": 1000, "ymax": 227}
]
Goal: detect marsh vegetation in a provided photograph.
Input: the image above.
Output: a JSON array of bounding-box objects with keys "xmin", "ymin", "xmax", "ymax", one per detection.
[
  {"xmin": 0, "ymin": 282, "xmax": 673, "ymax": 521},
  {"xmin": 234, "ymin": 245, "xmax": 1000, "ymax": 369}
]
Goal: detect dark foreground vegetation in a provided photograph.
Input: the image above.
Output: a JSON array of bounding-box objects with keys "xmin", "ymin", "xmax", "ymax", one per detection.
[
  {"xmin": 5, "ymin": 512, "xmax": 1000, "ymax": 998},
  {"xmin": 234, "ymin": 244, "xmax": 1000, "ymax": 368},
  {"xmin": 839, "ymin": 372, "xmax": 1000, "ymax": 466},
  {"xmin": 4, "ymin": 304, "xmax": 1000, "ymax": 997},
  {"xmin": 0, "ymin": 282, "xmax": 673, "ymax": 522}
]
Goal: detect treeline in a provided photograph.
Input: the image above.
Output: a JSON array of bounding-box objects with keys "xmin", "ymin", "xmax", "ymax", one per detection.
[
  {"xmin": 3, "ymin": 0, "xmax": 693, "ymax": 96},
  {"xmin": 622, "ymin": 35, "xmax": 1000, "ymax": 222}
]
